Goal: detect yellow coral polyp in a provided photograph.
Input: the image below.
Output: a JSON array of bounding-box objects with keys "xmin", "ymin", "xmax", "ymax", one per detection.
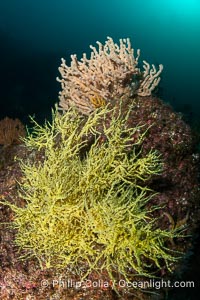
[
  {"xmin": 3, "ymin": 104, "xmax": 181, "ymax": 282},
  {"xmin": 89, "ymin": 94, "xmax": 106, "ymax": 108}
]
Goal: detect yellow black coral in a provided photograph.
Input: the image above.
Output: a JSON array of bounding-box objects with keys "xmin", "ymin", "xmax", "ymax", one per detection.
[{"xmin": 2, "ymin": 105, "xmax": 182, "ymax": 283}]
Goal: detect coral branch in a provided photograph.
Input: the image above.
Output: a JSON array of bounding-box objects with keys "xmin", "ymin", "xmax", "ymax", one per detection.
[
  {"xmin": 57, "ymin": 37, "xmax": 163, "ymax": 115},
  {"xmin": 137, "ymin": 61, "xmax": 164, "ymax": 96},
  {"xmin": 0, "ymin": 117, "xmax": 26, "ymax": 145}
]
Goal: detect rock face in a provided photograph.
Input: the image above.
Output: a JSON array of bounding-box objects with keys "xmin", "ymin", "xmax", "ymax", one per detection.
[{"xmin": 82, "ymin": 94, "xmax": 200, "ymax": 270}]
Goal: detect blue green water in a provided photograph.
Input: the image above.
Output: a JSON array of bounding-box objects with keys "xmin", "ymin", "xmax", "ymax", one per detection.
[{"xmin": 0, "ymin": 0, "xmax": 200, "ymax": 124}]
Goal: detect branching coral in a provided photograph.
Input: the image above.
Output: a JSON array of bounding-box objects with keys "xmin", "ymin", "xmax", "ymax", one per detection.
[
  {"xmin": 57, "ymin": 37, "xmax": 163, "ymax": 115},
  {"xmin": 0, "ymin": 117, "xmax": 26, "ymax": 145},
  {"xmin": 3, "ymin": 105, "xmax": 182, "ymax": 283},
  {"xmin": 137, "ymin": 61, "xmax": 163, "ymax": 96}
]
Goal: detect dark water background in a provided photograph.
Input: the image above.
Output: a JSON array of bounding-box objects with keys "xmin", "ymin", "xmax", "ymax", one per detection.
[
  {"xmin": 0, "ymin": 0, "xmax": 200, "ymax": 298},
  {"xmin": 0, "ymin": 0, "xmax": 200, "ymax": 124}
]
